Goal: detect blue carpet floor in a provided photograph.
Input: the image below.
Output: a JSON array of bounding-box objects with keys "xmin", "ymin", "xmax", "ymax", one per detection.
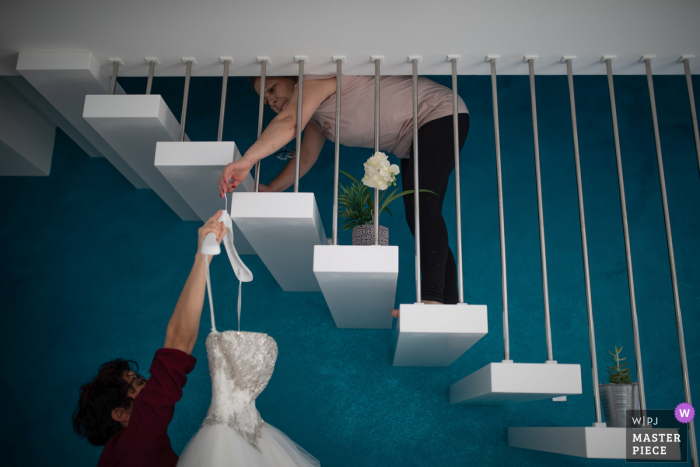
[{"xmin": 0, "ymin": 74, "xmax": 698, "ymax": 466}]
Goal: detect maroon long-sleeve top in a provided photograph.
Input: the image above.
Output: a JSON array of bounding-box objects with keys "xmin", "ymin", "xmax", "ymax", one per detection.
[{"xmin": 97, "ymin": 348, "xmax": 196, "ymax": 467}]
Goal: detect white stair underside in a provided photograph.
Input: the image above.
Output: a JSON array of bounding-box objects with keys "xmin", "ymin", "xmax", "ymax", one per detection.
[
  {"xmin": 313, "ymin": 245, "xmax": 398, "ymax": 329},
  {"xmin": 155, "ymin": 141, "xmax": 255, "ymax": 254},
  {"xmin": 230, "ymin": 192, "xmax": 326, "ymax": 291},
  {"xmin": 450, "ymin": 362, "xmax": 582, "ymax": 404},
  {"xmin": 0, "ymin": 77, "xmax": 55, "ymax": 176},
  {"xmin": 83, "ymin": 94, "xmax": 198, "ymax": 221},
  {"xmin": 16, "ymin": 52, "xmax": 147, "ymax": 188},
  {"xmin": 509, "ymin": 426, "xmax": 681, "ymax": 459},
  {"xmin": 393, "ymin": 303, "xmax": 488, "ymax": 367},
  {"xmin": 509, "ymin": 426, "xmax": 626, "ymax": 459}
]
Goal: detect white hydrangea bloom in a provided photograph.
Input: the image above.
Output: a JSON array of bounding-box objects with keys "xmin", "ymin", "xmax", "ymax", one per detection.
[{"xmin": 361, "ymin": 152, "xmax": 400, "ymax": 191}]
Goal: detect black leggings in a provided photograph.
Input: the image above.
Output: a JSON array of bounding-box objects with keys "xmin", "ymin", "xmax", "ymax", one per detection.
[{"xmin": 401, "ymin": 113, "xmax": 470, "ymax": 304}]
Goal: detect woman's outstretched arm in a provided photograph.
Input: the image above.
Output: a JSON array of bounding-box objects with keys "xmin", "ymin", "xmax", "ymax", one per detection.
[
  {"xmin": 262, "ymin": 123, "xmax": 326, "ymax": 192},
  {"xmin": 218, "ymin": 77, "xmax": 336, "ymax": 196},
  {"xmin": 163, "ymin": 212, "xmax": 226, "ymax": 355}
]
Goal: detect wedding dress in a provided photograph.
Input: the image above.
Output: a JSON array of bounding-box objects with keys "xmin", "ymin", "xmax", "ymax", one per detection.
[{"xmin": 177, "ymin": 210, "xmax": 320, "ymax": 467}]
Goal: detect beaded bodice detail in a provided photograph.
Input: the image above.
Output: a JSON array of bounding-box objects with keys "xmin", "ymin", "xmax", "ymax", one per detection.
[{"xmin": 201, "ymin": 331, "xmax": 278, "ymax": 451}]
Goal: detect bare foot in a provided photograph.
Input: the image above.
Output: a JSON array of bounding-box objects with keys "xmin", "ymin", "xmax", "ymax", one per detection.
[{"xmin": 391, "ymin": 308, "xmax": 400, "ymax": 318}]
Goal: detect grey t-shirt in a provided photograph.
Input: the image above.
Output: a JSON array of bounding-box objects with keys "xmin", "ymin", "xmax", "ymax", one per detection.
[{"xmin": 306, "ymin": 75, "xmax": 468, "ymax": 159}]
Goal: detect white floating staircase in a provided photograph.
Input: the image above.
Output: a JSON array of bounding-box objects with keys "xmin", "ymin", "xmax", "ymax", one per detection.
[
  {"xmin": 155, "ymin": 141, "xmax": 255, "ymax": 254},
  {"xmin": 83, "ymin": 94, "xmax": 198, "ymax": 221},
  {"xmin": 230, "ymin": 192, "xmax": 326, "ymax": 292},
  {"xmin": 313, "ymin": 244, "xmax": 398, "ymax": 329}
]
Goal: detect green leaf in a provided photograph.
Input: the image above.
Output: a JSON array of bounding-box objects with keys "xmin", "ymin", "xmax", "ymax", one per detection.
[{"xmin": 339, "ymin": 169, "xmax": 361, "ymax": 187}]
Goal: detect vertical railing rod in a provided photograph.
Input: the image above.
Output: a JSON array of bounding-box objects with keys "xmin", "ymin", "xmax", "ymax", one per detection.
[
  {"xmin": 567, "ymin": 57, "xmax": 603, "ymax": 424},
  {"xmin": 145, "ymin": 60, "xmax": 156, "ymax": 95},
  {"xmin": 109, "ymin": 61, "xmax": 119, "ymax": 95},
  {"xmin": 294, "ymin": 57, "xmax": 305, "ymax": 193},
  {"xmin": 683, "ymin": 58, "xmax": 700, "ymax": 180},
  {"xmin": 451, "ymin": 57, "xmax": 464, "ymax": 303},
  {"xmin": 644, "ymin": 57, "xmax": 697, "ymax": 467},
  {"xmin": 606, "ymin": 58, "xmax": 648, "ymax": 412},
  {"xmin": 332, "ymin": 59, "xmax": 342, "ymax": 246},
  {"xmin": 527, "ymin": 57, "xmax": 554, "ymax": 362},
  {"xmin": 217, "ymin": 59, "xmax": 230, "ymax": 142},
  {"xmin": 411, "ymin": 58, "xmax": 421, "ymax": 303},
  {"xmin": 605, "ymin": 58, "xmax": 646, "ymax": 424},
  {"xmin": 255, "ymin": 59, "xmax": 268, "ymax": 192},
  {"xmin": 490, "ymin": 57, "xmax": 510, "ymax": 361},
  {"xmin": 374, "ymin": 59, "xmax": 381, "ymax": 245},
  {"xmin": 179, "ymin": 60, "xmax": 193, "ymax": 142}
]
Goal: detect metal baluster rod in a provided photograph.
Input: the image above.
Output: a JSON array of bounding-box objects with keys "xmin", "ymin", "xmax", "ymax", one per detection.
[
  {"xmin": 374, "ymin": 59, "xmax": 380, "ymax": 245},
  {"xmin": 566, "ymin": 58, "xmax": 602, "ymax": 425},
  {"xmin": 294, "ymin": 58, "xmax": 304, "ymax": 193},
  {"xmin": 412, "ymin": 58, "xmax": 421, "ymax": 303},
  {"xmin": 332, "ymin": 59, "xmax": 342, "ymax": 246},
  {"xmin": 451, "ymin": 58, "xmax": 464, "ymax": 303},
  {"xmin": 179, "ymin": 60, "xmax": 193, "ymax": 142},
  {"xmin": 146, "ymin": 60, "xmax": 156, "ymax": 95},
  {"xmin": 217, "ymin": 59, "xmax": 230, "ymax": 142},
  {"xmin": 490, "ymin": 57, "xmax": 510, "ymax": 361},
  {"xmin": 255, "ymin": 59, "xmax": 268, "ymax": 192},
  {"xmin": 527, "ymin": 58, "xmax": 554, "ymax": 362},
  {"xmin": 644, "ymin": 57, "xmax": 697, "ymax": 467},
  {"xmin": 109, "ymin": 61, "xmax": 119, "ymax": 95},
  {"xmin": 683, "ymin": 58, "xmax": 700, "ymax": 180},
  {"xmin": 605, "ymin": 57, "xmax": 645, "ymax": 423}
]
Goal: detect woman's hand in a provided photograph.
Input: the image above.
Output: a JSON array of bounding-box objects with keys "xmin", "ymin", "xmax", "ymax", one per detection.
[
  {"xmin": 219, "ymin": 158, "xmax": 254, "ymax": 197},
  {"xmin": 196, "ymin": 210, "xmax": 227, "ymax": 256}
]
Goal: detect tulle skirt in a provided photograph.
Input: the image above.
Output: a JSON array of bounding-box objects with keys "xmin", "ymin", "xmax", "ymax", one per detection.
[{"xmin": 177, "ymin": 423, "xmax": 320, "ymax": 467}]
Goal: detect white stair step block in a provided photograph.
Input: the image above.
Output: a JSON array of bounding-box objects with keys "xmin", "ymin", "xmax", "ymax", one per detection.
[
  {"xmin": 0, "ymin": 77, "xmax": 55, "ymax": 176},
  {"xmin": 230, "ymin": 192, "xmax": 327, "ymax": 291},
  {"xmin": 393, "ymin": 303, "xmax": 488, "ymax": 367},
  {"xmin": 510, "ymin": 426, "xmax": 682, "ymax": 459},
  {"xmin": 313, "ymin": 245, "xmax": 398, "ymax": 329},
  {"xmin": 16, "ymin": 52, "xmax": 147, "ymax": 188},
  {"xmin": 155, "ymin": 141, "xmax": 255, "ymax": 255},
  {"xmin": 83, "ymin": 95, "xmax": 198, "ymax": 221},
  {"xmin": 450, "ymin": 362, "xmax": 582, "ymax": 404},
  {"xmin": 509, "ymin": 427, "xmax": 626, "ymax": 458}
]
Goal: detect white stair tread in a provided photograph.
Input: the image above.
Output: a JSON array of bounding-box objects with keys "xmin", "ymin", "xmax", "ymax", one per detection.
[
  {"xmin": 230, "ymin": 192, "xmax": 326, "ymax": 291},
  {"xmin": 155, "ymin": 141, "xmax": 255, "ymax": 254},
  {"xmin": 314, "ymin": 245, "xmax": 398, "ymax": 329},
  {"xmin": 509, "ymin": 426, "xmax": 626, "ymax": 458},
  {"xmin": 83, "ymin": 94, "xmax": 197, "ymax": 220},
  {"xmin": 393, "ymin": 303, "xmax": 488, "ymax": 367},
  {"xmin": 450, "ymin": 362, "xmax": 582, "ymax": 404},
  {"xmin": 17, "ymin": 52, "xmax": 147, "ymax": 188}
]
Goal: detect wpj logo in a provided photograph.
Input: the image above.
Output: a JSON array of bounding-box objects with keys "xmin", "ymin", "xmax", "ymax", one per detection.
[
  {"xmin": 626, "ymin": 409, "xmax": 688, "ymax": 463},
  {"xmin": 674, "ymin": 403, "xmax": 695, "ymax": 424}
]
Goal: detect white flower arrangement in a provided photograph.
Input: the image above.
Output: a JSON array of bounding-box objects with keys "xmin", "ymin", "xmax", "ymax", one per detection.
[{"xmin": 361, "ymin": 152, "xmax": 400, "ymax": 190}]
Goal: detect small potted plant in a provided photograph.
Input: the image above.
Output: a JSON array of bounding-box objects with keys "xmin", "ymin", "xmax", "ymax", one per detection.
[
  {"xmin": 339, "ymin": 152, "xmax": 433, "ymax": 246},
  {"xmin": 599, "ymin": 345, "xmax": 641, "ymax": 427}
]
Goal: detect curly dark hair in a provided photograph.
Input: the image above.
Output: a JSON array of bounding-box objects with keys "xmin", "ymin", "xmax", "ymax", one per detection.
[{"xmin": 72, "ymin": 359, "xmax": 139, "ymax": 446}]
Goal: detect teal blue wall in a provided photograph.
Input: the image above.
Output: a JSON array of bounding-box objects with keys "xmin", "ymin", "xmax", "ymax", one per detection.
[{"xmin": 0, "ymin": 74, "xmax": 698, "ymax": 466}]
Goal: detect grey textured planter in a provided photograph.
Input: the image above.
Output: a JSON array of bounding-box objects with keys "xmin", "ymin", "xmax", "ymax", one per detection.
[
  {"xmin": 599, "ymin": 383, "xmax": 640, "ymax": 427},
  {"xmin": 352, "ymin": 224, "xmax": 389, "ymax": 246}
]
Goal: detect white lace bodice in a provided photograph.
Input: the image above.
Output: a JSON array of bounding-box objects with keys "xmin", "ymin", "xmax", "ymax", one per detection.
[{"xmin": 201, "ymin": 331, "xmax": 278, "ymax": 450}]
